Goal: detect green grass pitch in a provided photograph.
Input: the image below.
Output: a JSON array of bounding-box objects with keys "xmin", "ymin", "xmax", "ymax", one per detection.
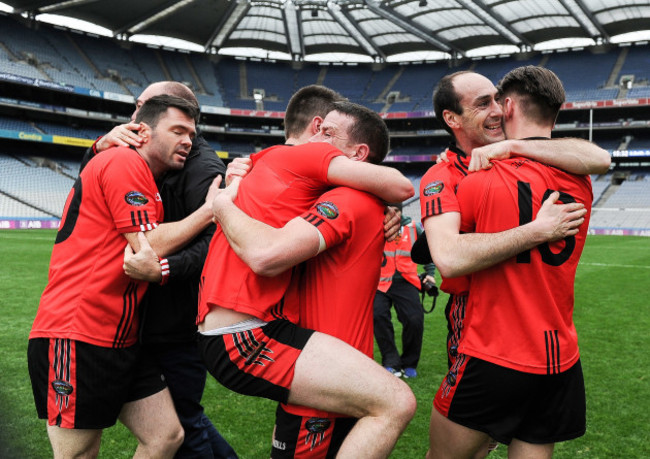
[{"xmin": 1, "ymin": 230, "xmax": 648, "ymax": 458}]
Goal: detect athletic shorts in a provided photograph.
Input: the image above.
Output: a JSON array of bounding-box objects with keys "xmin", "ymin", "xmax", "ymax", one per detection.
[
  {"xmin": 271, "ymin": 404, "xmax": 356, "ymax": 458},
  {"xmin": 28, "ymin": 338, "xmax": 166, "ymax": 429},
  {"xmin": 445, "ymin": 294, "xmax": 467, "ymax": 369},
  {"xmin": 198, "ymin": 319, "xmax": 315, "ymax": 404},
  {"xmin": 434, "ymin": 355, "xmax": 586, "ymax": 445}
]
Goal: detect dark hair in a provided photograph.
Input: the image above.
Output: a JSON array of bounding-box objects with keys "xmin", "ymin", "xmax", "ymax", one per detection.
[
  {"xmin": 497, "ymin": 66, "xmax": 565, "ymax": 126},
  {"xmin": 331, "ymin": 100, "xmax": 390, "ymax": 164},
  {"xmin": 135, "ymin": 94, "xmax": 200, "ymax": 128},
  {"xmin": 284, "ymin": 85, "xmax": 346, "ymax": 139},
  {"xmin": 433, "ymin": 70, "xmax": 473, "ymax": 137}
]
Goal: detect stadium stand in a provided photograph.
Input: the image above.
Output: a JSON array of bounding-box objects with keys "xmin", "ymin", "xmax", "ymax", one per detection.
[
  {"xmin": 0, "ymin": 153, "xmax": 74, "ymax": 218},
  {"xmin": 471, "ymin": 55, "xmax": 541, "ymax": 85},
  {"xmin": 1, "ymin": 14, "xmax": 650, "ymax": 233},
  {"xmin": 0, "ymin": 115, "xmax": 40, "ymax": 133}
]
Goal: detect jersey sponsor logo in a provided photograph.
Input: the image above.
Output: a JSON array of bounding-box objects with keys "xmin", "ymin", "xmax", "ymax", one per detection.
[
  {"xmin": 305, "ymin": 418, "xmax": 331, "ymax": 450},
  {"xmin": 423, "ymin": 181, "xmax": 444, "ymax": 196},
  {"xmin": 124, "ymin": 191, "xmax": 149, "ymax": 206},
  {"xmin": 51, "ymin": 380, "xmax": 74, "ymax": 396},
  {"xmin": 315, "ymin": 201, "xmax": 339, "ymax": 219}
]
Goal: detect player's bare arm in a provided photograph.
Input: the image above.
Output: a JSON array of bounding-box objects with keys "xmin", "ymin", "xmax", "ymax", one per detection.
[
  {"xmin": 469, "ymin": 138, "xmax": 611, "ymax": 174},
  {"xmin": 327, "ymin": 156, "xmax": 414, "ymax": 203},
  {"xmin": 123, "ymin": 232, "xmax": 163, "ymax": 282},
  {"xmin": 425, "ymin": 191, "xmax": 586, "ymax": 278},
  {"xmin": 211, "ymin": 178, "xmax": 322, "ymax": 277},
  {"xmin": 124, "ymin": 175, "xmax": 221, "ymax": 259}
]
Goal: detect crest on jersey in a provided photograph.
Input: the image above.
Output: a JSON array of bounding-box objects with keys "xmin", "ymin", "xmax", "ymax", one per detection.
[
  {"xmin": 316, "ymin": 201, "xmax": 339, "ymax": 219},
  {"xmin": 125, "ymin": 191, "xmax": 149, "ymax": 206},
  {"xmin": 52, "ymin": 380, "xmax": 74, "ymax": 396},
  {"xmin": 423, "ymin": 181, "xmax": 444, "ymax": 196}
]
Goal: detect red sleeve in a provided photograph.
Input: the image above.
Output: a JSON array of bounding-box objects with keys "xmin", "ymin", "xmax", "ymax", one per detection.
[
  {"xmin": 419, "ymin": 163, "xmax": 461, "ymax": 221},
  {"xmin": 252, "ymin": 143, "xmax": 342, "ymax": 186},
  {"xmin": 301, "ymin": 187, "xmax": 367, "ymax": 248},
  {"xmin": 98, "ymin": 148, "xmax": 163, "ymax": 233},
  {"xmin": 288, "ymin": 142, "xmax": 343, "ymax": 185}
]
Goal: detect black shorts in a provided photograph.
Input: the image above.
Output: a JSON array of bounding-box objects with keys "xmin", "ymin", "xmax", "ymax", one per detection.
[
  {"xmin": 271, "ymin": 404, "xmax": 357, "ymax": 458},
  {"xmin": 434, "ymin": 355, "xmax": 586, "ymax": 445},
  {"xmin": 198, "ymin": 319, "xmax": 315, "ymax": 404},
  {"xmin": 28, "ymin": 338, "xmax": 166, "ymax": 429}
]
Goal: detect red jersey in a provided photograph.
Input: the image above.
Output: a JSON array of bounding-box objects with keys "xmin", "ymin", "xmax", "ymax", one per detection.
[
  {"xmin": 456, "ymin": 158, "xmax": 592, "ymax": 374},
  {"xmin": 197, "ymin": 143, "xmax": 342, "ymax": 323},
  {"xmin": 30, "ymin": 147, "xmax": 163, "ymax": 348},
  {"xmin": 282, "ymin": 187, "xmax": 386, "ymax": 418},
  {"xmin": 419, "ymin": 146, "xmax": 470, "ymax": 295}
]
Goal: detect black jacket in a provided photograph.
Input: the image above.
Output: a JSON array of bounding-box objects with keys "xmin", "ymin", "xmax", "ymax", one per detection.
[{"xmin": 80, "ymin": 133, "xmax": 226, "ymax": 343}]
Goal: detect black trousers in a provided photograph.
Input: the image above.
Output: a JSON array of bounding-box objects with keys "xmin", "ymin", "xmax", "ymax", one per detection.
[{"xmin": 373, "ymin": 277, "xmax": 424, "ymax": 369}]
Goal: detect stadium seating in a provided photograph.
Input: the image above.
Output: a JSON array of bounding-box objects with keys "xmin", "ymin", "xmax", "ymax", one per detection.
[
  {"xmin": 602, "ymin": 180, "xmax": 650, "ymax": 208},
  {"xmin": 471, "ymin": 55, "xmax": 541, "ymax": 84},
  {"xmin": 0, "ymin": 15, "xmax": 648, "ymax": 227},
  {"xmin": 2, "ymin": 14, "xmax": 650, "ymax": 113},
  {"xmin": 589, "ymin": 208, "xmax": 650, "ymax": 230},
  {"xmin": 544, "ymin": 49, "xmax": 618, "ymax": 94},
  {"xmin": 0, "ymin": 115, "xmax": 40, "ymax": 133},
  {"xmin": 0, "ymin": 153, "xmax": 74, "ymax": 217},
  {"xmin": 618, "ymin": 44, "xmax": 650, "ymax": 84}
]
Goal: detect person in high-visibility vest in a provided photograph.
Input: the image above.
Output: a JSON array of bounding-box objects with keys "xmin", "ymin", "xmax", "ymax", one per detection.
[{"xmin": 374, "ymin": 204, "xmax": 436, "ymax": 378}]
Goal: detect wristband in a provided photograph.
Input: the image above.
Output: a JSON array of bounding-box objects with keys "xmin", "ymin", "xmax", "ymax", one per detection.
[
  {"xmin": 91, "ymin": 136, "xmax": 103, "ymax": 156},
  {"xmin": 160, "ymin": 258, "xmax": 170, "ymax": 285}
]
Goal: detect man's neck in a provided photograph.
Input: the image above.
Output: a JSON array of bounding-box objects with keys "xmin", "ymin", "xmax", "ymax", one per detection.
[
  {"xmin": 506, "ymin": 119, "xmax": 551, "ymax": 140},
  {"xmin": 285, "ymin": 130, "xmax": 314, "ymax": 146},
  {"xmin": 137, "ymin": 149, "xmax": 163, "ymax": 179}
]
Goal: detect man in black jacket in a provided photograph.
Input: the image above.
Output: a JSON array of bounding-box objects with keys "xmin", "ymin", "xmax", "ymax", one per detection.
[{"xmin": 80, "ymin": 81, "xmax": 237, "ymax": 458}]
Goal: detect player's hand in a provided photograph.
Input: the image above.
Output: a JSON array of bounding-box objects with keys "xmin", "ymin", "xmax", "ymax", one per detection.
[
  {"xmin": 123, "ymin": 232, "xmax": 162, "ymax": 282},
  {"xmin": 535, "ymin": 191, "xmax": 587, "ymax": 241},
  {"xmin": 203, "ymin": 175, "xmax": 223, "ymax": 209},
  {"xmin": 226, "ymin": 157, "xmax": 252, "ymax": 186},
  {"xmin": 436, "ymin": 149, "xmax": 449, "ymax": 164},
  {"xmin": 212, "ymin": 177, "xmax": 241, "ymax": 223},
  {"xmin": 383, "ymin": 206, "xmax": 401, "ymax": 241},
  {"xmin": 469, "ymin": 140, "xmax": 514, "ymax": 172},
  {"xmin": 95, "ymin": 123, "xmax": 143, "ymax": 152},
  {"xmin": 423, "ymin": 275, "xmax": 436, "ymax": 285}
]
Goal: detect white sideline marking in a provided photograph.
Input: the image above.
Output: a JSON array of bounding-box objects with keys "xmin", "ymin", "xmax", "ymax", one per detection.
[{"xmin": 580, "ymin": 262, "xmax": 650, "ymax": 269}]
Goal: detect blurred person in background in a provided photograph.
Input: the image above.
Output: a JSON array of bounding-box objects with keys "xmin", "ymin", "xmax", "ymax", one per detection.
[{"xmin": 374, "ymin": 203, "xmax": 436, "ymax": 379}]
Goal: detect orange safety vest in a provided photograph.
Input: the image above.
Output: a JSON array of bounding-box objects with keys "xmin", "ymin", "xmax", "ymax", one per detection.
[{"xmin": 378, "ymin": 222, "xmax": 421, "ymax": 292}]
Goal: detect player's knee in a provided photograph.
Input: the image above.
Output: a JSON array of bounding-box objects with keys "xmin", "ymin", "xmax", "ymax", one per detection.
[
  {"xmin": 170, "ymin": 425, "xmax": 185, "ymax": 452},
  {"xmin": 391, "ymin": 381, "xmax": 417, "ymax": 425},
  {"xmin": 148, "ymin": 424, "xmax": 184, "ymax": 455}
]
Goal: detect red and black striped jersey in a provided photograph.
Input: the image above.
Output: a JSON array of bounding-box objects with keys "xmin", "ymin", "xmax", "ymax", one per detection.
[
  {"xmin": 197, "ymin": 143, "xmax": 342, "ymax": 324},
  {"xmin": 419, "ymin": 146, "xmax": 470, "ymax": 295},
  {"xmin": 456, "ymin": 158, "xmax": 592, "ymax": 374},
  {"xmin": 282, "ymin": 186, "xmax": 385, "ymax": 418},
  {"xmin": 30, "ymin": 147, "xmax": 163, "ymax": 348}
]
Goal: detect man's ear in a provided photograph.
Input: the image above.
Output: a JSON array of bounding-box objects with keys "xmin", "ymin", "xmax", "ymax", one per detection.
[
  {"xmin": 139, "ymin": 122, "xmax": 151, "ymax": 143},
  {"xmin": 352, "ymin": 144, "xmax": 370, "ymax": 162},
  {"xmin": 442, "ymin": 109, "xmax": 459, "ymax": 129},
  {"xmin": 310, "ymin": 116, "xmax": 323, "ymax": 135},
  {"xmin": 503, "ymin": 97, "xmax": 514, "ymax": 120}
]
